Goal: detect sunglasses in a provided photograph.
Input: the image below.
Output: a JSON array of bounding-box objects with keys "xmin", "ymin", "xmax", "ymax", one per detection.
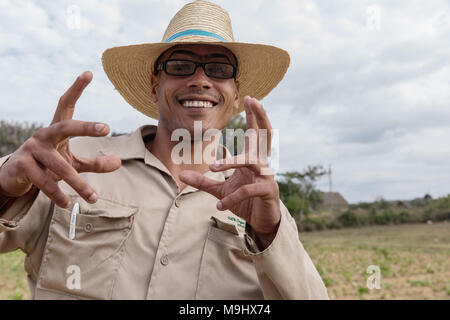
[{"xmin": 156, "ymin": 59, "xmax": 237, "ymax": 79}]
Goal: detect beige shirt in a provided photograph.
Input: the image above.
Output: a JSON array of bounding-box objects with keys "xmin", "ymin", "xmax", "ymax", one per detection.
[{"xmin": 0, "ymin": 125, "xmax": 329, "ymax": 300}]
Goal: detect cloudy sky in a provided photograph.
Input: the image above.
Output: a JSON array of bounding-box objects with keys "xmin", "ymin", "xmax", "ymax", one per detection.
[{"xmin": 1, "ymin": 0, "xmax": 449, "ymax": 203}]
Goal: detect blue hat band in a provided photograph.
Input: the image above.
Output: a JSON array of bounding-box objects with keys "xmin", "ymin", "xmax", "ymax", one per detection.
[{"xmin": 165, "ymin": 29, "xmax": 227, "ymax": 43}]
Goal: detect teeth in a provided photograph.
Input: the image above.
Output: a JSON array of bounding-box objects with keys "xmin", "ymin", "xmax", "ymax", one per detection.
[{"xmin": 181, "ymin": 100, "xmax": 214, "ymax": 108}]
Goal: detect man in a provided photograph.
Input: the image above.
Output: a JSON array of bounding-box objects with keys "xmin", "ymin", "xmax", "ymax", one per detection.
[{"xmin": 0, "ymin": 0, "xmax": 328, "ymax": 299}]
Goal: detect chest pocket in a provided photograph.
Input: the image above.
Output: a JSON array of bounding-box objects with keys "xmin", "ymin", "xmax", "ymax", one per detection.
[
  {"xmin": 35, "ymin": 196, "xmax": 137, "ymax": 300},
  {"xmin": 195, "ymin": 215, "xmax": 264, "ymax": 300}
]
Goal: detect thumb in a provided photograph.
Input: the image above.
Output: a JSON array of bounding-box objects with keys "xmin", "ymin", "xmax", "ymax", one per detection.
[{"xmin": 72, "ymin": 154, "xmax": 122, "ymax": 174}]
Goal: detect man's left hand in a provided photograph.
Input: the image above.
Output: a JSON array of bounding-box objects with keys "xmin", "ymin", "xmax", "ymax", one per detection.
[{"xmin": 179, "ymin": 96, "xmax": 281, "ymax": 250}]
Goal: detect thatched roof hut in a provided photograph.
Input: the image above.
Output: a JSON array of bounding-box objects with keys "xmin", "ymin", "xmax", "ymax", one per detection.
[
  {"xmin": 395, "ymin": 200, "xmax": 412, "ymax": 209},
  {"xmin": 318, "ymin": 191, "xmax": 349, "ymax": 211}
]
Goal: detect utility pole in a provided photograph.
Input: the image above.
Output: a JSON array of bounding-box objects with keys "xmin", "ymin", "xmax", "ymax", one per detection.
[
  {"xmin": 328, "ymin": 164, "xmax": 332, "ymax": 193},
  {"xmin": 328, "ymin": 164, "xmax": 333, "ymax": 213}
]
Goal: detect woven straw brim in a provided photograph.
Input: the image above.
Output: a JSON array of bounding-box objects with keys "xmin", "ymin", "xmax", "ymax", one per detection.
[{"xmin": 102, "ymin": 41, "xmax": 290, "ymax": 120}]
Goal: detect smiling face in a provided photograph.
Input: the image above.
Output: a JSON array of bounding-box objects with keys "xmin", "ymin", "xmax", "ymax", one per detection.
[{"xmin": 151, "ymin": 44, "xmax": 240, "ymax": 137}]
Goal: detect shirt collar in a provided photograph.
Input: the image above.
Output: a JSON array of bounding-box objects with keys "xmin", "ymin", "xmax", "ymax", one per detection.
[
  {"xmin": 99, "ymin": 125, "xmax": 152, "ymax": 161},
  {"xmin": 100, "ymin": 125, "xmax": 234, "ymax": 193}
]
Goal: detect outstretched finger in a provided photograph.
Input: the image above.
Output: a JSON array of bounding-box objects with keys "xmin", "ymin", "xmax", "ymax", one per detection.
[
  {"xmin": 179, "ymin": 170, "xmax": 223, "ymax": 199},
  {"xmin": 246, "ymin": 97, "xmax": 272, "ymax": 155},
  {"xmin": 211, "ymin": 161, "xmax": 262, "ymax": 176},
  {"xmin": 217, "ymin": 183, "xmax": 270, "ymax": 211},
  {"xmin": 72, "ymin": 154, "xmax": 122, "ymax": 174},
  {"xmin": 211, "ymin": 153, "xmax": 265, "ymax": 175},
  {"xmin": 251, "ymin": 97, "xmax": 272, "ymax": 131},
  {"xmin": 41, "ymin": 119, "xmax": 110, "ymax": 146},
  {"xmin": 27, "ymin": 160, "xmax": 71, "ymax": 208},
  {"xmin": 244, "ymin": 96, "xmax": 273, "ymax": 160},
  {"xmin": 33, "ymin": 148, "xmax": 98, "ymax": 203},
  {"xmin": 244, "ymin": 96, "xmax": 259, "ymax": 130},
  {"xmin": 51, "ymin": 71, "xmax": 93, "ymax": 125}
]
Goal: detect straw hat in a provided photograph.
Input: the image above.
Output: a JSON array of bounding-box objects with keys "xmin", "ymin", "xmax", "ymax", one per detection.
[{"xmin": 102, "ymin": 0, "xmax": 290, "ymax": 120}]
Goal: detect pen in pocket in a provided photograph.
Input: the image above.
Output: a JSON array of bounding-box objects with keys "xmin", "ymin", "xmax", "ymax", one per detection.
[{"xmin": 69, "ymin": 202, "xmax": 79, "ymax": 240}]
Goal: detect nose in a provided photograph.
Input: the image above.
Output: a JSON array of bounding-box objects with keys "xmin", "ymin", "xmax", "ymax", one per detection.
[{"xmin": 186, "ymin": 65, "xmax": 212, "ymax": 90}]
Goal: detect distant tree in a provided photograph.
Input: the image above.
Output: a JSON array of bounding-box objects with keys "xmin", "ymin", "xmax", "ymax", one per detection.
[
  {"xmin": 285, "ymin": 193, "xmax": 302, "ymax": 214},
  {"xmin": 309, "ymin": 189, "xmax": 324, "ymax": 210},
  {"xmin": 410, "ymin": 197, "xmax": 430, "ymax": 208},
  {"xmin": 0, "ymin": 120, "xmax": 43, "ymax": 157},
  {"xmin": 375, "ymin": 197, "xmax": 390, "ymax": 210},
  {"xmin": 277, "ymin": 165, "xmax": 327, "ymax": 218}
]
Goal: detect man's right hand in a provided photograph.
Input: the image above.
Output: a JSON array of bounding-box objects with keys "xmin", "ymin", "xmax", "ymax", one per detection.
[{"xmin": 0, "ymin": 71, "xmax": 122, "ymax": 208}]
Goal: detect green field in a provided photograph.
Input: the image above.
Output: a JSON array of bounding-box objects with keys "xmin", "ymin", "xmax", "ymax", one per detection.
[
  {"xmin": 0, "ymin": 250, "xmax": 29, "ymax": 300},
  {"xmin": 299, "ymin": 221, "xmax": 450, "ymax": 299},
  {"xmin": 0, "ymin": 222, "xmax": 449, "ymax": 300}
]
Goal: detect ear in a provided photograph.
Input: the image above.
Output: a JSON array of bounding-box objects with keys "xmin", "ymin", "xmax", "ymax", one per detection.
[
  {"xmin": 233, "ymin": 80, "xmax": 240, "ymax": 111},
  {"xmin": 150, "ymin": 74, "xmax": 159, "ymax": 103}
]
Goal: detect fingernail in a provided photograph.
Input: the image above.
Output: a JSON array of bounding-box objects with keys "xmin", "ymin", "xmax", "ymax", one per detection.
[
  {"xmin": 80, "ymin": 71, "xmax": 92, "ymax": 80},
  {"xmin": 217, "ymin": 201, "xmax": 223, "ymax": 210},
  {"xmin": 64, "ymin": 200, "xmax": 71, "ymax": 209},
  {"xmin": 88, "ymin": 192, "xmax": 97, "ymax": 203},
  {"xmin": 95, "ymin": 123, "xmax": 105, "ymax": 132}
]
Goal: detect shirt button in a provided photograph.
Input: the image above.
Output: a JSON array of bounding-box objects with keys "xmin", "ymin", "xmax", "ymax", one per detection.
[
  {"xmin": 160, "ymin": 254, "xmax": 169, "ymax": 266},
  {"xmin": 174, "ymin": 198, "xmax": 180, "ymax": 207},
  {"xmin": 84, "ymin": 223, "xmax": 93, "ymax": 233}
]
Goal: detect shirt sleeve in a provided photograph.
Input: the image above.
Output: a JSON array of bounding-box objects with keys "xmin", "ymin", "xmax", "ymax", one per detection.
[
  {"xmin": 243, "ymin": 200, "xmax": 330, "ymax": 300},
  {"xmin": 0, "ymin": 154, "xmax": 51, "ymax": 254},
  {"xmin": 0, "ymin": 154, "xmax": 35, "ymax": 230},
  {"xmin": 0, "ymin": 154, "xmax": 14, "ymax": 213}
]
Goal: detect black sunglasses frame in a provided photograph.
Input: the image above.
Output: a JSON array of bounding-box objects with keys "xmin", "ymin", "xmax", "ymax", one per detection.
[{"xmin": 155, "ymin": 59, "xmax": 237, "ymax": 80}]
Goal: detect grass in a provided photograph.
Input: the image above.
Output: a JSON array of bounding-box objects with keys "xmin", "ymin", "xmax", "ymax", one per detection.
[
  {"xmin": 0, "ymin": 250, "xmax": 29, "ymax": 300},
  {"xmin": 0, "ymin": 221, "xmax": 449, "ymax": 300},
  {"xmin": 299, "ymin": 221, "xmax": 450, "ymax": 300}
]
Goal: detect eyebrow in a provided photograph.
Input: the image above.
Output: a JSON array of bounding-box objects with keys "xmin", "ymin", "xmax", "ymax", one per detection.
[{"xmin": 168, "ymin": 50, "xmax": 233, "ymax": 63}]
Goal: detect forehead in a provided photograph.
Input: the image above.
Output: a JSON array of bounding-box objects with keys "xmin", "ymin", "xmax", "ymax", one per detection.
[{"xmin": 159, "ymin": 44, "xmax": 236, "ymax": 63}]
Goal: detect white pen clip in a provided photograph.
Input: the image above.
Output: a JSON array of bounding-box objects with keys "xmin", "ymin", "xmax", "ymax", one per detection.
[{"xmin": 69, "ymin": 202, "xmax": 79, "ymax": 240}]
